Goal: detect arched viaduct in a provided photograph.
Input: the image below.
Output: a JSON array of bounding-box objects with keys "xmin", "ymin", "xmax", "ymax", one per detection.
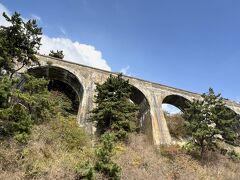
[{"xmin": 20, "ymin": 55, "xmax": 240, "ymax": 145}]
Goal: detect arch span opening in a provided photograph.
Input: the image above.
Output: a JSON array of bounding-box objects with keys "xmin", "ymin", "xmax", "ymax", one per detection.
[
  {"xmin": 162, "ymin": 95, "xmax": 191, "ymax": 141},
  {"xmin": 27, "ymin": 66, "xmax": 83, "ymax": 115},
  {"xmin": 130, "ymin": 86, "xmax": 151, "ymax": 135},
  {"xmin": 162, "ymin": 95, "xmax": 190, "ymax": 112}
]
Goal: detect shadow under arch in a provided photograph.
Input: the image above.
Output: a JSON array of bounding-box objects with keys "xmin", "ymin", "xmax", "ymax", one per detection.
[
  {"xmin": 162, "ymin": 94, "xmax": 191, "ymax": 113},
  {"xmin": 26, "ymin": 65, "xmax": 84, "ymax": 115},
  {"xmin": 129, "ymin": 85, "xmax": 152, "ymax": 135}
]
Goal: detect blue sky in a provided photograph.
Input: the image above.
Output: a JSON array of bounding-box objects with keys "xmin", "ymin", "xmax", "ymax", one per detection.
[{"xmin": 0, "ymin": 0, "xmax": 240, "ymax": 105}]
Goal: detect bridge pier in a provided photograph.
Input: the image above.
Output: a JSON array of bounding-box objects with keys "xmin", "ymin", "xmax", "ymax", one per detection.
[
  {"xmin": 78, "ymin": 81, "xmax": 96, "ymax": 134},
  {"xmin": 148, "ymin": 93, "xmax": 172, "ymax": 145}
]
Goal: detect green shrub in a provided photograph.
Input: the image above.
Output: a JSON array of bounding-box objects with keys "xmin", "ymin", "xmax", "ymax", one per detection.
[
  {"xmin": 13, "ymin": 74, "xmax": 55, "ymax": 123},
  {"xmin": 0, "ymin": 74, "xmax": 56, "ymax": 142},
  {"xmin": 75, "ymin": 161, "xmax": 95, "ymax": 180},
  {"xmin": 14, "ymin": 132, "xmax": 30, "ymax": 143},
  {"xmin": 0, "ymin": 76, "xmax": 12, "ymax": 108},
  {"xmin": 50, "ymin": 116, "xmax": 90, "ymax": 150},
  {"xmin": 0, "ymin": 104, "xmax": 32, "ymax": 142},
  {"xmin": 49, "ymin": 91, "xmax": 73, "ymax": 116},
  {"xmin": 227, "ymin": 150, "xmax": 240, "ymax": 162},
  {"xmin": 95, "ymin": 133, "xmax": 121, "ymax": 179}
]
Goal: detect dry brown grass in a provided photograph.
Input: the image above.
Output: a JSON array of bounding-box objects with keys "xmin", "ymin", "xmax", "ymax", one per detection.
[
  {"xmin": 0, "ymin": 139, "xmax": 25, "ymax": 180},
  {"xmin": 1, "ymin": 120, "xmax": 239, "ymax": 180},
  {"xmin": 0, "ymin": 115, "xmax": 94, "ymax": 180},
  {"xmin": 113, "ymin": 133, "xmax": 240, "ymax": 180},
  {"xmin": 113, "ymin": 134, "xmax": 165, "ymax": 179}
]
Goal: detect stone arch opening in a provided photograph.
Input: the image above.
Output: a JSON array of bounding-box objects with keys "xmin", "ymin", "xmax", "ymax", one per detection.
[
  {"xmin": 162, "ymin": 94, "xmax": 191, "ymax": 141},
  {"xmin": 27, "ymin": 66, "xmax": 84, "ymax": 115},
  {"xmin": 162, "ymin": 94, "xmax": 190, "ymax": 113},
  {"xmin": 130, "ymin": 85, "xmax": 151, "ymax": 134}
]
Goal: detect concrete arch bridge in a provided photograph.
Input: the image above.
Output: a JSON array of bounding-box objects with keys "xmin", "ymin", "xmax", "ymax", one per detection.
[{"xmin": 19, "ymin": 55, "xmax": 240, "ymax": 145}]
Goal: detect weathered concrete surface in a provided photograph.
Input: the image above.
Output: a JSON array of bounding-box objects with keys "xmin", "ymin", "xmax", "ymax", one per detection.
[{"xmin": 20, "ymin": 55, "xmax": 240, "ymax": 145}]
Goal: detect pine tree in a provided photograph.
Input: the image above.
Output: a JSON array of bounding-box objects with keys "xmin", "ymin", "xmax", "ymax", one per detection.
[
  {"xmin": 183, "ymin": 88, "xmax": 239, "ymax": 159},
  {"xmin": 0, "ymin": 73, "xmax": 55, "ymax": 141},
  {"xmin": 90, "ymin": 73, "xmax": 138, "ymax": 140},
  {"xmin": 0, "ymin": 76, "xmax": 12, "ymax": 108},
  {"xmin": 95, "ymin": 133, "xmax": 121, "ymax": 179},
  {"xmin": 13, "ymin": 73, "xmax": 54, "ymax": 121},
  {"xmin": 88, "ymin": 74, "xmax": 137, "ymax": 179},
  {"xmin": 0, "ymin": 12, "xmax": 42, "ymax": 78}
]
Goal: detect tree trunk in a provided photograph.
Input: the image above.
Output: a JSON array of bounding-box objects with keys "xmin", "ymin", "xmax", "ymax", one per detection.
[
  {"xmin": 10, "ymin": 63, "xmax": 25, "ymax": 79},
  {"xmin": 200, "ymin": 145, "xmax": 205, "ymax": 160}
]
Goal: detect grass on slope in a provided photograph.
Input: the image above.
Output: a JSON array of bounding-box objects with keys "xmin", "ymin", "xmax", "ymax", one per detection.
[
  {"xmin": 114, "ymin": 134, "xmax": 240, "ymax": 180},
  {"xmin": 0, "ymin": 115, "xmax": 94, "ymax": 180}
]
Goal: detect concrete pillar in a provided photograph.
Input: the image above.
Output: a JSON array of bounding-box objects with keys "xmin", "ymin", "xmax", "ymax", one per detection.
[
  {"xmin": 78, "ymin": 81, "xmax": 95, "ymax": 133},
  {"xmin": 158, "ymin": 103, "xmax": 172, "ymax": 144},
  {"xmin": 149, "ymin": 93, "xmax": 171, "ymax": 145}
]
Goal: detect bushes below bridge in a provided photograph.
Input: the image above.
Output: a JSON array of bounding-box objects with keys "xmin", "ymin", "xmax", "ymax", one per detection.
[{"xmin": 164, "ymin": 112, "xmax": 190, "ymax": 141}]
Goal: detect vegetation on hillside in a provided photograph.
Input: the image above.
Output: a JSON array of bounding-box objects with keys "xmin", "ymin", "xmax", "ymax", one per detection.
[
  {"xmin": 0, "ymin": 102, "xmax": 93, "ymax": 179},
  {"xmin": 0, "ymin": 12, "xmax": 93, "ymax": 179},
  {"xmin": 0, "ymin": 74, "xmax": 55, "ymax": 142},
  {"xmin": 0, "ymin": 11, "xmax": 240, "ymax": 180}
]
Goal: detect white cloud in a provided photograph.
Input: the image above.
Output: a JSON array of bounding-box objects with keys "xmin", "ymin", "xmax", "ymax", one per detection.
[
  {"xmin": 40, "ymin": 35, "xmax": 111, "ymax": 71},
  {"xmin": 162, "ymin": 104, "xmax": 181, "ymax": 114},
  {"xmin": 120, "ymin": 65, "xmax": 130, "ymax": 75},
  {"xmin": 0, "ymin": 3, "xmax": 111, "ymax": 71}
]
